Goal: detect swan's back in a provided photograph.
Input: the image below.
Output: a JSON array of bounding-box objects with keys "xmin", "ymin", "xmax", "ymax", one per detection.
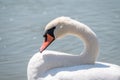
[{"xmin": 42, "ymin": 62, "xmax": 120, "ymax": 80}]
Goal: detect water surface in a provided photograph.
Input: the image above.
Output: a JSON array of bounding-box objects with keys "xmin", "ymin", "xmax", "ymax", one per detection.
[{"xmin": 0, "ymin": 0, "xmax": 120, "ymax": 80}]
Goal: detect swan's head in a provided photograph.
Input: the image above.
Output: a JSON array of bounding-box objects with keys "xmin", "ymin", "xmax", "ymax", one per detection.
[{"xmin": 40, "ymin": 17, "xmax": 72, "ymax": 53}]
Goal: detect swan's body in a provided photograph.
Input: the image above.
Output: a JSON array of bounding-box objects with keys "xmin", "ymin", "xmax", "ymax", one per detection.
[{"xmin": 27, "ymin": 17, "xmax": 120, "ymax": 80}]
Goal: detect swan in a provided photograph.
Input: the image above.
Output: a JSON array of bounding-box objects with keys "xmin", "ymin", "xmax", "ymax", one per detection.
[{"xmin": 27, "ymin": 17, "xmax": 120, "ymax": 80}]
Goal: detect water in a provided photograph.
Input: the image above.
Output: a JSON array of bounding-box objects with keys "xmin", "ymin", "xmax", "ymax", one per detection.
[{"xmin": 0, "ymin": 0, "xmax": 120, "ymax": 80}]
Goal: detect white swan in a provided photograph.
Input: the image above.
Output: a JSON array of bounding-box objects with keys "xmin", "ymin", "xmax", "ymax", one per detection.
[{"xmin": 27, "ymin": 17, "xmax": 120, "ymax": 80}]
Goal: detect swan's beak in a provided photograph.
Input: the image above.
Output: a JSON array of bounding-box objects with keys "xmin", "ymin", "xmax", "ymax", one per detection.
[{"xmin": 40, "ymin": 34, "xmax": 55, "ymax": 53}]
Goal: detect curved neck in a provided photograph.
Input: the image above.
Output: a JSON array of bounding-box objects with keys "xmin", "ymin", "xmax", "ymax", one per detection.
[{"xmin": 63, "ymin": 20, "xmax": 99, "ymax": 63}]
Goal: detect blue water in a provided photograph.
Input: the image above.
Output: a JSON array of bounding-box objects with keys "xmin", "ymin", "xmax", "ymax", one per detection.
[{"xmin": 0, "ymin": 0, "xmax": 120, "ymax": 80}]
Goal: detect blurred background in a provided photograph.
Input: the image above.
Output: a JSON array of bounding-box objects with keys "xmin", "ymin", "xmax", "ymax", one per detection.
[{"xmin": 0, "ymin": 0, "xmax": 120, "ymax": 80}]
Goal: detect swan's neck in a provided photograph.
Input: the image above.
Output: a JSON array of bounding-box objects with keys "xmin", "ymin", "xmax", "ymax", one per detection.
[{"xmin": 65, "ymin": 21, "xmax": 99, "ymax": 63}]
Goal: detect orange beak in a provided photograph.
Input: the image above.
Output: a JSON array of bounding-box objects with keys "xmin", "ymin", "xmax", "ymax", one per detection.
[{"xmin": 40, "ymin": 34, "xmax": 54, "ymax": 53}]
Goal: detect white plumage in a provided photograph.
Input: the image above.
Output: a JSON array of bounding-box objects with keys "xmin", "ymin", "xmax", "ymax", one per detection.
[{"xmin": 27, "ymin": 17, "xmax": 120, "ymax": 80}]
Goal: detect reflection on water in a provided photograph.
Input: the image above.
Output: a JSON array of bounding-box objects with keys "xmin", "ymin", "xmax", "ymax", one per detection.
[{"xmin": 0, "ymin": 0, "xmax": 120, "ymax": 80}]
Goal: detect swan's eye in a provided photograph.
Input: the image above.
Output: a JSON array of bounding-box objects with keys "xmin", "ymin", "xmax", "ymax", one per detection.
[
  {"xmin": 47, "ymin": 27, "xmax": 56, "ymax": 37},
  {"xmin": 45, "ymin": 27, "xmax": 56, "ymax": 37},
  {"xmin": 43, "ymin": 27, "xmax": 56, "ymax": 42}
]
